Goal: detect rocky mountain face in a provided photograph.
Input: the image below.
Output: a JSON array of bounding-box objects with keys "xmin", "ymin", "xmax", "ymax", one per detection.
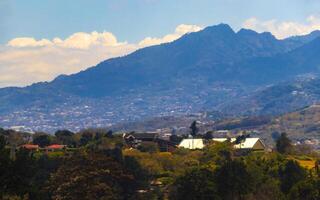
[{"xmin": 1, "ymin": 24, "xmax": 320, "ymax": 132}]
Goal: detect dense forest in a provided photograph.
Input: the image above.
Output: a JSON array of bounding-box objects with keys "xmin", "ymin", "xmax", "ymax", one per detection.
[{"xmin": 0, "ymin": 127, "xmax": 319, "ymax": 200}]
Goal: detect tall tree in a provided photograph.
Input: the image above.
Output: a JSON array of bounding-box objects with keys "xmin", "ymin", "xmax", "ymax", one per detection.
[
  {"xmin": 276, "ymin": 132, "xmax": 292, "ymax": 154},
  {"xmin": 55, "ymin": 130, "xmax": 75, "ymax": 146},
  {"xmin": 189, "ymin": 121, "xmax": 199, "ymax": 138},
  {"xmin": 0, "ymin": 135, "xmax": 6, "ymax": 150}
]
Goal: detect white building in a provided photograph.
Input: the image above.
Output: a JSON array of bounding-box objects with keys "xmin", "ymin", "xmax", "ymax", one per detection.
[
  {"xmin": 179, "ymin": 138, "xmax": 265, "ymax": 151},
  {"xmin": 212, "ymin": 138, "xmax": 265, "ymax": 150},
  {"xmin": 178, "ymin": 139, "xmax": 205, "ymax": 150}
]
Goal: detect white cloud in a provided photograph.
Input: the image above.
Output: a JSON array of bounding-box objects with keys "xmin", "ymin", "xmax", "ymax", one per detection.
[
  {"xmin": 243, "ymin": 15, "xmax": 320, "ymax": 39},
  {"xmin": 139, "ymin": 24, "xmax": 202, "ymax": 46},
  {"xmin": 8, "ymin": 38, "xmax": 53, "ymax": 47},
  {"xmin": 7, "ymin": 31, "xmax": 124, "ymax": 49},
  {"xmin": 0, "ymin": 24, "xmax": 201, "ymax": 87}
]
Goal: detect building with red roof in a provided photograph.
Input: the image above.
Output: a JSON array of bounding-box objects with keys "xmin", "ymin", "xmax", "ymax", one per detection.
[
  {"xmin": 45, "ymin": 144, "xmax": 66, "ymax": 151},
  {"xmin": 21, "ymin": 144, "xmax": 39, "ymax": 150}
]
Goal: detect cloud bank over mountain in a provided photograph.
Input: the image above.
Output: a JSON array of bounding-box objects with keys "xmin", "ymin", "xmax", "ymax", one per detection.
[
  {"xmin": 2, "ymin": 15, "xmax": 320, "ymax": 88},
  {"xmin": 0, "ymin": 24, "xmax": 202, "ymax": 87},
  {"xmin": 243, "ymin": 15, "xmax": 320, "ymax": 39}
]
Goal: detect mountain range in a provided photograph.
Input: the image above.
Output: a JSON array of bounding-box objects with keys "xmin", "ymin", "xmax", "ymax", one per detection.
[{"xmin": 2, "ymin": 23, "xmax": 320, "ymax": 132}]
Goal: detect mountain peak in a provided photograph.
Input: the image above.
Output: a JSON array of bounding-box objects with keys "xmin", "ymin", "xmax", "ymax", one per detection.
[
  {"xmin": 237, "ymin": 29, "xmax": 277, "ymax": 41},
  {"xmin": 202, "ymin": 23, "xmax": 235, "ymax": 34},
  {"xmin": 237, "ymin": 28, "xmax": 259, "ymax": 36}
]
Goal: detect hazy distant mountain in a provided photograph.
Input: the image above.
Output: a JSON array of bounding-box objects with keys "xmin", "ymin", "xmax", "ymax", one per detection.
[
  {"xmin": 285, "ymin": 30, "xmax": 320, "ymax": 45},
  {"xmin": 221, "ymin": 75, "xmax": 320, "ymax": 116},
  {"xmin": 1, "ymin": 23, "xmax": 320, "ymax": 132}
]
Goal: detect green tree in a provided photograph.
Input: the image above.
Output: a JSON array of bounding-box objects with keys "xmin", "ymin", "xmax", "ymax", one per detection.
[
  {"xmin": 79, "ymin": 131, "xmax": 94, "ymax": 146},
  {"xmin": 276, "ymin": 132, "xmax": 292, "ymax": 154},
  {"xmin": 170, "ymin": 168, "xmax": 220, "ymax": 200},
  {"xmin": 214, "ymin": 159, "xmax": 253, "ymax": 200},
  {"xmin": 202, "ymin": 141, "xmax": 233, "ymax": 166},
  {"xmin": 289, "ymin": 178, "xmax": 320, "ymax": 200},
  {"xmin": 0, "ymin": 134, "xmax": 6, "ymax": 150},
  {"xmin": 250, "ymin": 178, "xmax": 285, "ymax": 200},
  {"xmin": 55, "ymin": 130, "xmax": 75, "ymax": 147},
  {"xmin": 315, "ymin": 160, "xmax": 320, "ymax": 177},
  {"xmin": 47, "ymin": 151, "xmax": 139, "ymax": 200},
  {"xmin": 189, "ymin": 121, "xmax": 199, "ymax": 138},
  {"xmin": 0, "ymin": 148, "xmax": 39, "ymax": 199},
  {"xmin": 33, "ymin": 133, "xmax": 51, "ymax": 147},
  {"xmin": 235, "ymin": 132, "xmax": 250, "ymax": 145},
  {"xmin": 279, "ymin": 160, "xmax": 307, "ymax": 194}
]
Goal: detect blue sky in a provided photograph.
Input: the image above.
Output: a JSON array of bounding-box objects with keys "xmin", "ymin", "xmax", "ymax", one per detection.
[
  {"xmin": 2, "ymin": 0, "xmax": 320, "ymax": 44},
  {"xmin": 1, "ymin": 0, "xmax": 320, "ymax": 87}
]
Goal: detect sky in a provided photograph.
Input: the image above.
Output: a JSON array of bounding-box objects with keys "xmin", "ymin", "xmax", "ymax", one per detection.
[{"xmin": 1, "ymin": 0, "xmax": 320, "ymax": 87}]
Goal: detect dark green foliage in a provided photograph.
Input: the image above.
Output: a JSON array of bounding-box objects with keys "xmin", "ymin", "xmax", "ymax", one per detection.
[
  {"xmin": 235, "ymin": 133, "xmax": 250, "ymax": 144},
  {"xmin": 214, "ymin": 159, "xmax": 253, "ymax": 200},
  {"xmin": 47, "ymin": 151, "xmax": 140, "ymax": 200},
  {"xmin": 276, "ymin": 132, "xmax": 292, "ymax": 154},
  {"xmin": 202, "ymin": 141, "xmax": 233, "ymax": 165},
  {"xmin": 279, "ymin": 160, "xmax": 307, "ymax": 194},
  {"xmin": 0, "ymin": 148, "xmax": 38, "ymax": 199},
  {"xmin": 289, "ymin": 178, "xmax": 320, "ymax": 200},
  {"xmin": 124, "ymin": 156, "xmax": 149, "ymax": 187},
  {"xmin": 170, "ymin": 168, "xmax": 220, "ymax": 200},
  {"xmin": 250, "ymin": 178, "xmax": 285, "ymax": 200},
  {"xmin": 316, "ymin": 160, "xmax": 320, "ymax": 176},
  {"xmin": 54, "ymin": 130, "xmax": 75, "ymax": 147},
  {"xmin": 33, "ymin": 133, "xmax": 51, "ymax": 147},
  {"xmin": 79, "ymin": 131, "xmax": 94, "ymax": 146},
  {"xmin": 0, "ymin": 134, "xmax": 6, "ymax": 150}
]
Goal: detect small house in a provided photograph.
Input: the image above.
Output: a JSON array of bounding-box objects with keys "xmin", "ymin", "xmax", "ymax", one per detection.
[
  {"xmin": 123, "ymin": 132, "xmax": 159, "ymax": 148},
  {"xmin": 178, "ymin": 139, "xmax": 205, "ymax": 150},
  {"xmin": 212, "ymin": 138, "xmax": 265, "ymax": 151},
  {"xmin": 178, "ymin": 138, "xmax": 266, "ymax": 151}
]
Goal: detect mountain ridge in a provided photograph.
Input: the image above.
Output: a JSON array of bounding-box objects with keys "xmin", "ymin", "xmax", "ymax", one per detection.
[{"xmin": 1, "ymin": 23, "xmax": 320, "ymax": 132}]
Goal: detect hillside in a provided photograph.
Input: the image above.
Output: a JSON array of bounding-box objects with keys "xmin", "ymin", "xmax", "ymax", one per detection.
[
  {"xmin": 212, "ymin": 104, "xmax": 320, "ymax": 147},
  {"xmin": 260, "ymin": 105, "xmax": 320, "ymax": 144},
  {"xmin": 221, "ymin": 75, "xmax": 320, "ymax": 115}
]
